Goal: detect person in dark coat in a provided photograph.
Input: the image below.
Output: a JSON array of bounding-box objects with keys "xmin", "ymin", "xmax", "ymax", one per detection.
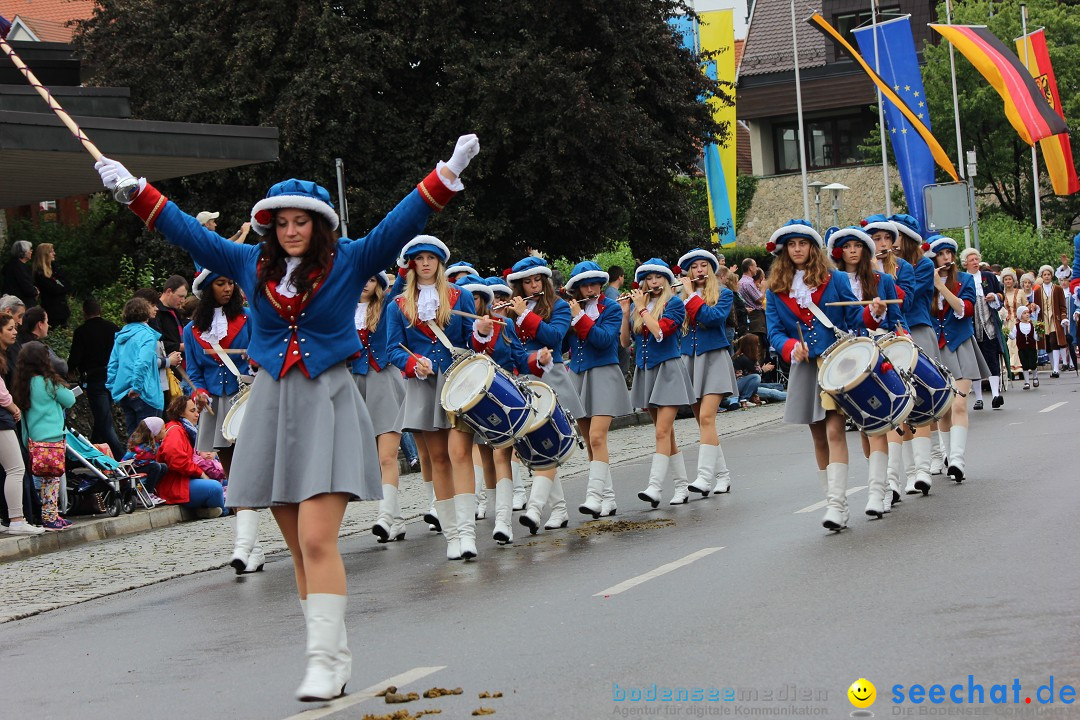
[
  {"xmin": 69, "ymin": 297, "xmax": 123, "ymax": 457},
  {"xmin": 32, "ymin": 243, "xmax": 70, "ymax": 328},
  {"xmin": 1, "ymin": 241, "xmax": 37, "ymax": 308},
  {"xmin": 961, "ymin": 248, "xmax": 1005, "ymax": 409},
  {"xmin": 153, "ymin": 275, "xmax": 188, "ymax": 355}
]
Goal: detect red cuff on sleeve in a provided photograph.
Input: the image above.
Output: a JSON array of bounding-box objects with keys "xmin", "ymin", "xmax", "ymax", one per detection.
[
  {"xmin": 658, "ymin": 317, "xmax": 680, "ymax": 337},
  {"xmin": 862, "ymin": 305, "xmax": 881, "ymax": 330},
  {"xmin": 527, "ymin": 352, "xmax": 544, "ymax": 377},
  {"xmin": 574, "ymin": 314, "xmax": 595, "ymax": 340},
  {"xmin": 128, "ymin": 183, "xmax": 167, "ymax": 231},
  {"xmin": 684, "ymin": 294, "xmax": 704, "ymax": 325},
  {"xmin": 417, "ymin": 169, "xmax": 456, "ymax": 212},
  {"xmin": 517, "ymin": 311, "xmax": 541, "ymax": 340},
  {"xmin": 895, "ymin": 286, "xmax": 906, "ymax": 302},
  {"xmin": 398, "ymin": 266, "xmax": 410, "ymax": 278},
  {"xmin": 191, "ymin": 388, "xmax": 210, "ymax": 399},
  {"xmin": 961, "ymin": 299, "xmax": 974, "ymax": 318},
  {"xmin": 471, "ymin": 332, "xmax": 497, "ymax": 354},
  {"xmin": 781, "ymin": 338, "xmax": 798, "ymax": 364},
  {"xmin": 404, "ymin": 354, "xmax": 418, "ymax": 378}
]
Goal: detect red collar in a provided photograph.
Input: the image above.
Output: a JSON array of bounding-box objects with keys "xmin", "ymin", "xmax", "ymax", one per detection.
[
  {"xmin": 395, "ymin": 286, "xmax": 460, "ymax": 341},
  {"xmin": 193, "ymin": 314, "xmax": 247, "ymax": 352},
  {"xmin": 776, "ymin": 274, "xmax": 831, "ymax": 326},
  {"xmin": 261, "ymin": 256, "xmax": 334, "ymax": 313}
]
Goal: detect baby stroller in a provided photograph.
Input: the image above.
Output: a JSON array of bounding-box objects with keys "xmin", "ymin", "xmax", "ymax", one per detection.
[{"xmin": 65, "ymin": 429, "xmax": 153, "ymax": 517}]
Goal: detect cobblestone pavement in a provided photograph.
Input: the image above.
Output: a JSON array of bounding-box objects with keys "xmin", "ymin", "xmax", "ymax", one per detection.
[{"xmin": 0, "ymin": 404, "xmax": 783, "ymax": 622}]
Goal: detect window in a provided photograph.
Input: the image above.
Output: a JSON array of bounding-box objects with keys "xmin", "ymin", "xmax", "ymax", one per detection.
[
  {"xmin": 833, "ymin": 8, "xmax": 901, "ymax": 61},
  {"xmin": 773, "ymin": 114, "xmax": 876, "ymax": 172}
]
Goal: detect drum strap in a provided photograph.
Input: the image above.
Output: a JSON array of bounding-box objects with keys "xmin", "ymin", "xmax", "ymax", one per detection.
[
  {"xmin": 210, "ymin": 340, "xmax": 255, "ymax": 385},
  {"xmin": 806, "ymin": 301, "xmax": 837, "ymax": 332},
  {"xmin": 425, "ymin": 320, "xmax": 470, "ymax": 358}
]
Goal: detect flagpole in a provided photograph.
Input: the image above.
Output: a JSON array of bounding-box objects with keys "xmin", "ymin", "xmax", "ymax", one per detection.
[
  {"xmin": 792, "ymin": 0, "xmax": 810, "ymax": 219},
  {"xmin": 944, "ymin": 0, "xmax": 972, "ymax": 248},
  {"xmin": 1020, "ymin": 3, "xmax": 1043, "ymax": 231},
  {"xmin": 871, "ymin": 0, "xmax": 892, "ymax": 215}
]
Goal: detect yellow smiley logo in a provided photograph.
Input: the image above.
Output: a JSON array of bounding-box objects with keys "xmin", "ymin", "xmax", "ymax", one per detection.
[{"xmin": 848, "ymin": 678, "xmax": 876, "ymax": 708}]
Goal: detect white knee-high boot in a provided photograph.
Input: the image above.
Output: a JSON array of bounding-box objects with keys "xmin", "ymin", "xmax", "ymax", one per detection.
[
  {"xmin": 638, "ymin": 453, "xmax": 669, "ymax": 508},
  {"xmin": 688, "ymin": 444, "xmax": 718, "ymax": 495},
  {"xmin": 930, "ymin": 430, "xmax": 945, "ymax": 475},
  {"xmin": 423, "ymin": 481, "xmax": 440, "ymax": 532},
  {"xmin": 474, "ymin": 467, "xmax": 487, "ymax": 519},
  {"xmin": 601, "ymin": 465, "xmax": 617, "ymax": 516},
  {"xmin": 885, "ymin": 442, "xmax": 903, "ymax": 510},
  {"xmin": 947, "ymin": 426, "xmax": 968, "ymax": 482},
  {"xmin": 511, "ymin": 460, "xmax": 527, "ymax": 511},
  {"xmin": 544, "ymin": 476, "xmax": 569, "ymax": 529},
  {"xmin": 823, "ymin": 463, "xmax": 849, "ymax": 531},
  {"xmin": 864, "ymin": 451, "xmax": 889, "ymax": 518},
  {"xmin": 372, "ymin": 485, "xmax": 400, "ymax": 543},
  {"xmin": 492, "ymin": 477, "xmax": 514, "ymax": 544},
  {"xmin": 668, "ymin": 451, "xmax": 690, "ymax": 505},
  {"xmin": 912, "ymin": 435, "xmax": 932, "ymax": 495},
  {"xmin": 712, "ymin": 444, "xmax": 732, "ymax": 494},
  {"xmin": 938, "ymin": 430, "xmax": 950, "ymax": 474},
  {"xmin": 434, "ymin": 498, "xmax": 460, "ymax": 560},
  {"xmin": 231, "ymin": 509, "xmax": 259, "ymax": 574},
  {"xmin": 519, "ymin": 475, "xmax": 553, "ymax": 534},
  {"xmin": 455, "ymin": 493, "xmax": 478, "ymax": 559},
  {"xmin": 295, "ymin": 594, "xmax": 349, "ymax": 702},
  {"xmin": 579, "ymin": 461, "xmax": 607, "ymax": 518},
  {"xmin": 902, "ymin": 440, "xmax": 918, "ymax": 494}
]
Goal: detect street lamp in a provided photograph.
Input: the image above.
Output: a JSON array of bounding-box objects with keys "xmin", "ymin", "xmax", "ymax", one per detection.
[
  {"xmin": 822, "ymin": 182, "xmax": 849, "ymax": 228},
  {"xmin": 808, "ymin": 181, "xmax": 827, "ymax": 231}
]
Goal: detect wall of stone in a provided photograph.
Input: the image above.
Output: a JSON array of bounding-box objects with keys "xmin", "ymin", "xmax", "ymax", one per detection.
[{"xmin": 738, "ymin": 164, "xmax": 902, "ymax": 245}]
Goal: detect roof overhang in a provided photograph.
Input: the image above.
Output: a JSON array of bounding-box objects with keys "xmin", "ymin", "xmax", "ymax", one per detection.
[{"xmin": 0, "ymin": 109, "xmax": 279, "ymax": 208}]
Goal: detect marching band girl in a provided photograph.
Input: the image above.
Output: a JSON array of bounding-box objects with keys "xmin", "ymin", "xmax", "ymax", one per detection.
[
  {"xmin": 386, "ymin": 238, "xmax": 495, "ymax": 561},
  {"xmin": 890, "ymin": 213, "xmax": 939, "ymax": 495},
  {"xmin": 676, "ymin": 249, "xmax": 738, "ymax": 499},
  {"xmin": 763, "ymin": 220, "xmax": 865, "ymax": 531},
  {"xmin": 927, "ymin": 235, "xmax": 989, "ymax": 483},
  {"xmin": 563, "ymin": 261, "xmax": 632, "ymax": 518},
  {"xmin": 182, "ymin": 268, "xmax": 261, "ymax": 572},
  {"xmin": 352, "ymin": 270, "xmax": 410, "ymax": 544},
  {"xmin": 486, "ymin": 275, "xmax": 529, "ymax": 512},
  {"xmin": 620, "ymin": 259, "xmax": 695, "ymax": 507},
  {"xmin": 826, "ymin": 227, "xmax": 897, "ymax": 518},
  {"xmin": 503, "ymin": 256, "xmax": 584, "ymax": 533},
  {"xmin": 94, "ymin": 133, "xmax": 479, "ymax": 701}
]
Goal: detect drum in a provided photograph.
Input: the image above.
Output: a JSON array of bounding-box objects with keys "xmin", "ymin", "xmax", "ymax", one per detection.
[
  {"xmin": 877, "ymin": 333, "xmax": 955, "ymax": 426},
  {"xmin": 221, "ymin": 384, "xmax": 252, "ymax": 443},
  {"xmin": 441, "ymin": 353, "xmax": 532, "ymax": 448},
  {"xmin": 513, "ymin": 381, "xmax": 579, "ymax": 470},
  {"xmin": 818, "ymin": 336, "xmax": 914, "ymax": 435}
]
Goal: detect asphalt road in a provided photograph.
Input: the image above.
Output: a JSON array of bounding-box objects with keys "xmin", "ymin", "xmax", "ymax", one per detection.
[{"xmin": 5, "ymin": 375, "xmax": 1079, "ymax": 720}]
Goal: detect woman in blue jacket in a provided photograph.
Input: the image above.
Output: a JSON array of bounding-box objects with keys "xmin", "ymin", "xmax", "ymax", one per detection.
[
  {"xmin": 621, "ymin": 259, "xmax": 695, "ymax": 508},
  {"xmin": 95, "ymin": 133, "xmax": 478, "ymax": 702},
  {"xmin": 678, "ymin": 249, "xmax": 737, "ymax": 501},
  {"xmin": 564, "ymin": 261, "xmax": 631, "ymax": 519},
  {"xmin": 928, "ymin": 235, "xmax": 989, "ymax": 483},
  {"xmin": 108, "ymin": 298, "xmax": 180, "ymax": 436},
  {"xmin": 764, "ymin": 221, "xmax": 866, "ymax": 532}
]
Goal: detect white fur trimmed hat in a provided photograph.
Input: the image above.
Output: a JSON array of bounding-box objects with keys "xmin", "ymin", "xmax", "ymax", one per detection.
[
  {"xmin": 635, "ymin": 258, "xmax": 676, "ymax": 285},
  {"xmin": 767, "ymin": 219, "xmax": 823, "ymax": 256},
  {"xmin": 565, "ymin": 261, "xmax": 609, "ymax": 292},
  {"xmin": 862, "ymin": 213, "xmax": 899, "ymax": 239},
  {"xmin": 826, "ymin": 226, "xmax": 875, "ymax": 261},
  {"xmin": 456, "ymin": 273, "xmax": 494, "ymax": 303},
  {"xmin": 507, "ymin": 256, "xmax": 552, "ymax": 282},
  {"xmin": 397, "ymin": 235, "xmax": 450, "ymax": 268},
  {"xmin": 250, "ymin": 179, "xmax": 338, "ymax": 236},
  {"xmin": 485, "ymin": 276, "xmax": 513, "ymax": 297},
  {"xmin": 925, "ymin": 235, "xmax": 958, "ymax": 258},
  {"xmin": 678, "ymin": 248, "xmax": 720, "ymax": 273}
]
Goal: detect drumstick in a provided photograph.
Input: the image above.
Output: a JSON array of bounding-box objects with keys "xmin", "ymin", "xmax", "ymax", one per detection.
[
  {"xmin": 824, "ymin": 299, "xmax": 904, "ymax": 307},
  {"xmin": 176, "ymin": 366, "xmax": 215, "ymax": 415},
  {"xmin": 201, "ymin": 347, "xmax": 249, "ymax": 355},
  {"xmin": 450, "ymin": 309, "xmax": 506, "ymax": 326},
  {"xmin": 397, "ymin": 343, "xmax": 426, "ymax": 362},
  {"xmin": 795, "ymin": 321, "xmax": 807, "ymax": 359}
]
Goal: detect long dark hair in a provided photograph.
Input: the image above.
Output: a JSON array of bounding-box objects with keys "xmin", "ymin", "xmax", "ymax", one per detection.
[
  {"xmin": 841, "ymin": 244, "xmax": 879, "ymax": 301},
  {"xmin": 12, "ymin": 341, "xmax": 68, "ymax": 412},
  {"xmin": 192, "ymin": 278, "xmax": 245, "ymax": 331},
  {"xmin": 735, "ymin": 333, "xmax": 761, "ymax": 363},
  {"xmin": 0, "ymin": 313, "xmax": 14, "ymax": 375},
  {"xmin": 511, "ymin": 275, "xmax": 556, "ymax": 320},
  {"xmin": 254, "ymin": 211, "xmax": 337, "ymax": 300}
]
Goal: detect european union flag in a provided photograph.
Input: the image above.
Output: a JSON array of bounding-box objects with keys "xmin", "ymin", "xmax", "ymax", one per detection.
[{"xmin": 853, "ymin": 17, "xmax": 935, "ymax": 231}]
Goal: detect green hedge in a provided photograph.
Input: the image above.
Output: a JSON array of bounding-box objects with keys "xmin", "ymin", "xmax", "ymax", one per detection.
[{"xmin": 938, "ymin": 213, "xmax": 1073, "ymax": 273}]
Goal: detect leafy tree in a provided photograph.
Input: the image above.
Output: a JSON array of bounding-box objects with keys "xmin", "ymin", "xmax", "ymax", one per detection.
[
  {"xmin": 72, "ymin": 0, "xmax": 724, "ymax": 269},
  {"xmin": 922, "ymin": 0, "xmax": 1080, "ymax": 230}
]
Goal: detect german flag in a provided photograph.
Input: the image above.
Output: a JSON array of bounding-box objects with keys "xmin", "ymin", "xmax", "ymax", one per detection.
[
  {"xmin": 1016, "ymin": 29, "xmax": 1079, "ymax": 196},
  {"xmin": 931, "ymin": 24, "xmax": 1066, "ymax": 146}
]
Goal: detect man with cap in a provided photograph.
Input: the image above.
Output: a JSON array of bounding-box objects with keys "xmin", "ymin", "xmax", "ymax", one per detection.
[{"xmin": 198, "ymin": 211, "xmax": 252, "ymax": 244}]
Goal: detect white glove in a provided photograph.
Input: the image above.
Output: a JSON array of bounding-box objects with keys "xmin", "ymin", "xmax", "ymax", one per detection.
[
  {"xmin": 445, "ymin": 134, "xmax": 480, "ymax": 176},
  {"xmin": 94, "ymin": 156, "xmax": 134, "ymax": 191}
]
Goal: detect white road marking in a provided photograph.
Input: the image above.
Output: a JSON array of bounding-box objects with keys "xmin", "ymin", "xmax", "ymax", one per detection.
[
  {"xmin": 794, "ymin": 485, "xmax": 867, "ymax": 514},
  {"xmin": 594, "ymin": 547, "xmax": 723, "ymax": 597},
  {"xmin": 282, "ymin": 665, "xmax": 446, "ymax": 720},
  {"xmin": 1040, "ymin": 402, "xmax": 1067, "ymax": 414}
]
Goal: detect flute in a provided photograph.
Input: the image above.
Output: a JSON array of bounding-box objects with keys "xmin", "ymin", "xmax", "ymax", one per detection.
[
  {"xmin": 825, "ymin": 299, "xmax": 903, "ymax": 307},
  {"xmin": 616, "ymin": 287, "xmax": 670, "ymax": 303},
  {"xmin": 936, "ymin": 261, "xmax": 955, "ymax": 274},
  {"xmin": 491, "ymin": 291, "xmax": 545, "ymax": 311}
]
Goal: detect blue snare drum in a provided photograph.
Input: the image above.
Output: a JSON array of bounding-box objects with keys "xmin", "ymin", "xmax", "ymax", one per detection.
[
  {"xmin": 513, "ymin": 380, "xmax": 579, "ymax": 470},
  {"xmin": 818, "ymin": 336, "xmax": 914, "ymax": 435},
  {"xmin": 877, "ymin": 333, "xmax": 954, "ymax": 427},
  {"xmin": 441, "ymin": 353, "xmax": 532, "ymax": 447}
]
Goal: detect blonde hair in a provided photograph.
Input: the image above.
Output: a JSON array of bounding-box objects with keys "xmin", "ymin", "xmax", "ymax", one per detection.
[
  {"xmin": 632, "ymin": 277, "xmax": 675, "ymax": 334},
  {"xmin": 32, "ymin": 243, "xmax": 54, "ymax": 279},
  {"xmin": 682, "ymin": 267, "xmax": 720, "ymax": 334},
  {"xmin": 365, "ymin": 280, "xmax": 386, "ymax": 330},
  {"xmin": 401, "ymin": 265, "xmax": 452, "ymax": 328},
  {"xmin": 768, "ymin": 244, "xmax": 832, "ymax": 296}
]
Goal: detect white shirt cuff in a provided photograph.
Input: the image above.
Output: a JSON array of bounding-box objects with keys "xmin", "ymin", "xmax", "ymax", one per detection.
[
  {"xmin": 870, "ymin": 308, "xmax": 886, "ymax": 323},
  {"xmin": 952, "ymin": 306, "xmax": 966, "ymax": 320},
  {"xmin": 516, "ymin": 310, "xmax": 531, "ymax": 327},
  {"xmin": 539, "ymin": 357, "xmax": 554, "ymax": 374},
  {"xmin": 435, "ymin": 161, "xmax": 464, "ymax": 192},
  {"xmin": 570, "ymin": 311, "xmax": 585, "ymax": 325},
  {"xmin": 473, "ymin": 326, "xmax": 493, "ymax": 343}
]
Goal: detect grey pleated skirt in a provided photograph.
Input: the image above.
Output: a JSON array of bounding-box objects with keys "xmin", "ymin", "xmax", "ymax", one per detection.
[
  {"xmin": 196, "ymin": 392, "xmax": 238, "ymax": 452},
  {"xmin": 908, "ymin": 325, "xmax": 941, "ymax": 362},
  {"xmin": 783, "ymin": 358, "xmax": 827, "ymax": 425},
  {"xmin": 400, "ymin": 371, "xmax": 452, "ymax": 432},
  {"xmin": 939, "ymin": 337, "xmax": 991, "ymax": 381},
  {"xmin": 532, "ymin": 363, "xmax": 587, "ymax": 421},
  {"xmin": 684, "ymin": 348, "xmax": 738, "ymax": 400},
  {"xmin": 353, "ymin": 368, "xmax": 405, "ymax": 436},
  {"xmin": 630, "ymin": 358, "xmax": 696, "ymax": 409},
  {"xmin": 226, "ymin": 363, "xmax": 380, "ymax": 507},
  {"xmin": 569, "ymin": 364, "xmax": 633, "ymax": 418}
]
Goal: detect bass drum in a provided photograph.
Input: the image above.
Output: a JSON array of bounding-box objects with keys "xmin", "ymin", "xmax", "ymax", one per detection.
[{"xmin": 221, "ymin": 385, "xmax": 252, "ymax": 444}]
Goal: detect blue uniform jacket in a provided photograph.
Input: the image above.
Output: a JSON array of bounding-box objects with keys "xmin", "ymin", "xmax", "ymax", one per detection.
[
  {"xmin": 515, "ymin": 298, "xmax": 572, "ymax": 364},
  {"xmin": 935, "ymin": 272, "xmax": 977, "ymax": 351},
  {"xmin": 138, "ymin": 185, "xmax": 439, "ymax": 380},
  {"xmin": 892, "ymin": 257, "xmax": 915, "ymax": 325},
  {"xmin": 904, "ymin": 256, "xmax": 937, "ymax": 330},
  {"xmin": 856, "ymin": 272, "xmax": 906, "ymax": 335},
  {"xmin": 680, "ymin": 287, "xmax": 734, "ymax": 356},
  {"xmin": 386, "ymin": 287, "xmax": 478, "ymax": 376},
  {"xmin": 566, "ymin": 299, "xmax": 622, "ymax": 373},
  {"xmin": 484, "ymin": 322, "xmax": 535, "ymax": 375},
  {"xmin": 183, "ymin": 314, "xmax": 252, "ymax": 397},
  {"xmin": 765, "ymin": 270, "xmax": 862, "ymax": 362},
  {"xmin": 351, "ymin": 273, "xmax": 406, "ymax": 376},
  {"xmin": 633, "ymin": 296, "xmax": 685, "ymax": 370}
]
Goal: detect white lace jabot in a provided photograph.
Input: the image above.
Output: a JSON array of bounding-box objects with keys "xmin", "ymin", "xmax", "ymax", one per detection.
[
  {"xmin": 200, "ymin": 308, "xmax": 229, "ymax": 345},
  {"xmin": 417, "ymin": 284, "xmax": 439, "ymax": 322},
  {"xmin": 791, "ymin": 270, "xmax": 816, "ymax": 308},
  {"xmin": 585, "ymin": 298, "xmax": 600, "ymax": 320},
  {"xmin": 846, "ymin": 271, "xmax": 863, "ymax": 302},
  {"xmin": 277, "ymin": 257, "xmax": 302, "ymax": 298},
  {"xmin": 354, "ymin": 302, "xmax": 368, "ymax": 331}
]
